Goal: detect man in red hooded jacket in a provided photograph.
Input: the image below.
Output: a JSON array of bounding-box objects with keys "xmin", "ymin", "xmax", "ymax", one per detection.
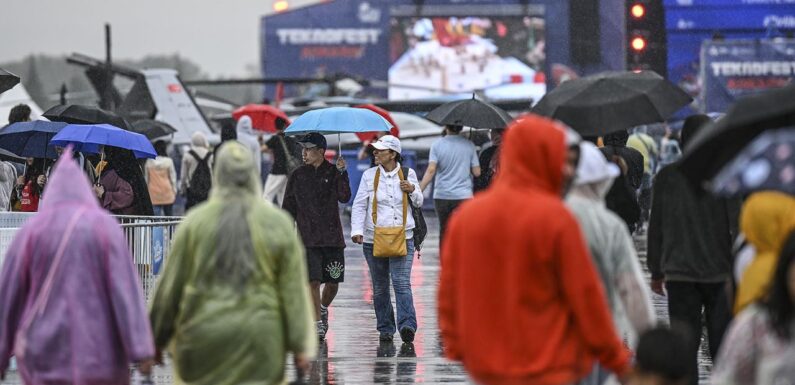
[{"xmin": 438, "ymin": 114, "xmax": 631, "ymax": 385}]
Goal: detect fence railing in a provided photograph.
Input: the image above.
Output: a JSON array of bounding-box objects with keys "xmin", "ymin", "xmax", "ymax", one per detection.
[{"xmin": 0, "ymin": 213, "xmax": 182, "ymax": 303}]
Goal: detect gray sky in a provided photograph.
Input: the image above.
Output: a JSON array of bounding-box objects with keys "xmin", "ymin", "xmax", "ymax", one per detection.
[{"xmin": 0, "ymin": 0, "xmax": 322, "ymax": 78}]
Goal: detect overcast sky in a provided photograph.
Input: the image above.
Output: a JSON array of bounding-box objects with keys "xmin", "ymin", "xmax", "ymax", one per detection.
[{"xmin": 0, "ymin": 0, "xmax": 322, "ymax": 78}]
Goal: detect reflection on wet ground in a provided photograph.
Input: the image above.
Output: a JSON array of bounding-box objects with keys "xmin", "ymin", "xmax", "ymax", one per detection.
[{"xmin": 2, "ymin": 214, "xmax": 713, "ymax": 384}]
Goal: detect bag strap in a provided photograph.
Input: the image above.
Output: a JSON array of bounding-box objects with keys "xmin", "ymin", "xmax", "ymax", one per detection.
[{"xmin": 371, "ymin": 168, "xmax": 408, "ymax": 227}]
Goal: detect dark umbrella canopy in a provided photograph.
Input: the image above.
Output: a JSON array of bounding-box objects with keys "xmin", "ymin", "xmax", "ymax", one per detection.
[
  {"xmin": 679, "ymin": 84, "xmax": 795, "ymax": 185},
  {"xmin": 130, "ymin": 119, "xmax": 177, "ymax": 140},
  {"xmin": 0, "ymin": 121, "xmax": 67, "ymax": 158},
  {"xmin": 710, "ymin": 128, "xmax": 795, "ymax": 196},
  {"xmin": 0, "ymin": 68, "xmax": 20, "ymax": 94},
  {"xmin": 425, "ymin": 96, "xmax": 513, "ymax": 129},
  {"xmin": 43, "ymin": 104, "xmax": 131, "ymax": 130},
  {"xmin": 532, "ymin": 71, "xmax": 692, "ymax": 136}
]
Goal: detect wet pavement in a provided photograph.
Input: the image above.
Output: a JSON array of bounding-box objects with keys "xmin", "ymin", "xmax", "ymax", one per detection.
[{"xmin": 1, "ymin": 213, "xmax": 714, "ymax": 384}]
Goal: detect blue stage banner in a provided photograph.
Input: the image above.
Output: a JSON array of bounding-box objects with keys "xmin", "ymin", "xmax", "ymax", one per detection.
[{"xmin": 701, "ymin": 40, "xmax": 795, "ymax": 112}]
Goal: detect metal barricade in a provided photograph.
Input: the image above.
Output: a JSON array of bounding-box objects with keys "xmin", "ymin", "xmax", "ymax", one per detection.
[{"xmin": 0, "ymin": 213, "xmax": 182, "ymax": 303}]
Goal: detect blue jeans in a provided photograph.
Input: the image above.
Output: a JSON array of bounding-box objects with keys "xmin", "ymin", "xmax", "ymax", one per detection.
[
  {"xmin": 153, "ymin": 205, "xmax": 173, "ymax": 216},
  {"xmin": 363, "ymin": 240, "xmax": 417, "ymax": 335}
]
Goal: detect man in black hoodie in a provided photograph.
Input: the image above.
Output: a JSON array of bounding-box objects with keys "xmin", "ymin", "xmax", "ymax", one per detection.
[{"xmin": 647, "ymin": 114, "xmax": 740, "ymax": 385}]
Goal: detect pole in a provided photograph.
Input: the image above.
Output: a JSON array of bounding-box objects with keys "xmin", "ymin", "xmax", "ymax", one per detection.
[
  {"xmin": 59, "ymin": 83, "xmax": 67, "ymax": 105},
  {"xmin": 104, "ymin": 23, "xmax": 114, "ymax": 111}
]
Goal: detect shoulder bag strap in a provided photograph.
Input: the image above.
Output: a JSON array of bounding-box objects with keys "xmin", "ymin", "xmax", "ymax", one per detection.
[{"xmin": 372, "ymin": 168, "xmax": 381, "ymax": 225}]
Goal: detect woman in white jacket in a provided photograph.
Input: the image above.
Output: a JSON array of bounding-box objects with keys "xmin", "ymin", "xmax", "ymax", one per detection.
[{"xmin": 351, "ymin": 135, "xmax": 423, "ymax": 344}]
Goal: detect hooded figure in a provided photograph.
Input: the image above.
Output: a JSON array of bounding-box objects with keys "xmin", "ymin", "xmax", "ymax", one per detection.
[
  {"xmin": 235, "ymin": 115, "xmax": 263, "ymax": 178},
  {"xmin": 180, "ymin": 132, "xmax": 213, "ymax": 198},
  {"xmin": 0, "ymin": 148, "xmax": 154, "ymax": 384},
  {"xmin": 438, "ymin": 115, "xmax": 630, "ymax": 385},
  {"xmin": 567, "ymin": 142, "xmax": 655, "ymax": 349},
  {"xmin": 150, "ymin": 141, "xmax": 316, "ymax": 385},
  {"xmin": 734, "ymin": 192, "xmax": 795, "ymax": 314},
  {"xmin": 99, "ymin": 146, "xmax": 154, "ymax": 216}
]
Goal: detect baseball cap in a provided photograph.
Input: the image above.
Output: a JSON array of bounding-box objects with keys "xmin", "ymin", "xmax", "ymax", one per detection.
[
  {"xmin": 297, "ymin": 133, "xmax": 327, "ymax": 150},
  {"xmin": 370, "ymin": 135, "xmax": 401, "ymax": 153}
]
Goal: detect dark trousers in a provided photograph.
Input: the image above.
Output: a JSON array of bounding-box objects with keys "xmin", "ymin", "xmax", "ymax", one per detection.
[
  {"xmin": 434, "ymin": 199, "xmax": 466, "ymax": 250},
  {"xmin": 666, "ymin": 281, "xmax": 732, "ymax": 385}
]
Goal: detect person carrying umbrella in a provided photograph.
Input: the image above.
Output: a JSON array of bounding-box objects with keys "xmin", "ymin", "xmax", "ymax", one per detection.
[
  {"xmin": 13, "ymin": 158, "xmax": 49, "ymax": 212},
  {"xmin": 473, "ymin": 128, "xmax": 505, "ymax": 192},
  {"xmin": 282, "ymin": 133, "xmax": 351, "ymax": 342},
  {"xmin": 149, "ymin": 141, "xmax": 316, "ymax": 385},
  {"xmin": 0, "ymin": 148, "xmax": 155, "ymax": 384},
  {"xmin": 418, "ymin": 124, "xmax": 481, "ymax": 247},
  {"xmin": 647, "ymin": 114, "xmax": 741, "ymax": 385},
  {"xmin": 94, "ymin": 146, "xmax": 154, "ymax": 216}
]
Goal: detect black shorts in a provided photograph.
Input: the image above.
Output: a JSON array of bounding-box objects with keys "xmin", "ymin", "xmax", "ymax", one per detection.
[{"xmin": 306, "ymin": 247, "xmax": 345, "ymax": 283}]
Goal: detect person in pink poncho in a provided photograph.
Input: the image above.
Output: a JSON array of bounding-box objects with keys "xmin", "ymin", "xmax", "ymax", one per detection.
[{"xmin": 0, "ymin": 148, "xmax": 155, "ymax": 384}]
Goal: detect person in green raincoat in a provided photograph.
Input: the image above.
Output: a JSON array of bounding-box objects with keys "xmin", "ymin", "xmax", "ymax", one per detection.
[{"xmin": 149, "ymin": 141, "xmax": 316, "ymax": 385}]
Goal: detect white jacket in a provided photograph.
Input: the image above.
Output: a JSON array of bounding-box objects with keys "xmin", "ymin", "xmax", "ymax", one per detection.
[{"xmin": 351, "ymin": 164, "xmax": 423, "ymax": 243}]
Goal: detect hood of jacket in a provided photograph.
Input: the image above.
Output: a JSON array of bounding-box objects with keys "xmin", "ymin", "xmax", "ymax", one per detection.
[
  {"xmin": 40, "ymin": 147, "xmax": 99, "ymax": 211},
  {"xmin": 741, "ymin": 191, "xmax": 795, "ymax": 254},
  {"xmin": 211, "ymin": 140, "xmax": 262, "ymax": 201},
  {"xmin": 191, "ymin": 131, "xmax": 209, "ymax": 149},
  {"xmin": 236, "ymin": 115, "xmax": 255, "ymax": 135},
  {"xmin": 494, "ymin": 114, "xmax": 568, "ymax": 195}
]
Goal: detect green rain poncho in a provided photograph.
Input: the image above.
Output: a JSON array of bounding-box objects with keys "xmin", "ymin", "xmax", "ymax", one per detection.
[{"xmin": 150, "ymin": 141, "xmax": 316, "ymax": 385}]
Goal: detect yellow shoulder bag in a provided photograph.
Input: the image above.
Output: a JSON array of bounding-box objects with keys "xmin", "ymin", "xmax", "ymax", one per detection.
[{"xmin": 372, "ymin": 167, "xmax": 408, "ymax": 257}]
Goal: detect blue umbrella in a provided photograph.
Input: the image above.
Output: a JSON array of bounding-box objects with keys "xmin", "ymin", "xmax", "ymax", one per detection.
[
  {"xmin": 50, "ymin": 124, "xmax": 157, "ymax": 159},
  {"xmin": 285, "ymin": 107, "xmax": 393, "ymax": 153},
  {"xmin": 0, "ymin": 121, "xmax": 67, "ymax": 158},
  {"xmin": 285, "ymin": 107, "xmax": 392, "ymax": 135}
]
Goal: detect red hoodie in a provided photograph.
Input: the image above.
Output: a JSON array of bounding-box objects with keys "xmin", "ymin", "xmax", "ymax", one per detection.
[{"xmin": 438, "ymin": 115, "xmax": 630, "ymax": 385}]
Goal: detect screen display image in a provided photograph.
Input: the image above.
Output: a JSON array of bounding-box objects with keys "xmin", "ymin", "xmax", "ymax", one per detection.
[{"xmin": 388, "ymin": 15, "xmax": 547, "ymax": 100}]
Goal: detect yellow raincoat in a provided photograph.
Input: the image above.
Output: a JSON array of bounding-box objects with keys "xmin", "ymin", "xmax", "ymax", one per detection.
[
  {"xmin": 734, "ymin": 191, "xmax": 795, "ymax": 314},
  {"xmin": 150, "ymin": 141, "xmax": 316, "ymax": 385}
]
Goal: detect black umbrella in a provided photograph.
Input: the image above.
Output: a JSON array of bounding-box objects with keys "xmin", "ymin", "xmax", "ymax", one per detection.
[
  {"xmin": 43, "ymin": 104, "xmax": 131, "ymax": 130},
  {"xmin": 532, "ymin": 71, "xmax": 692, "ymax": 137},
  {"xmin": 425, "ymin": 95, "xmax": 513, "ymax": 129},
  {"xmin": 0, "ymin": 68, "xmax": 20, "ymax": 95},
  {"xmin": 131, "ymin": 119, "xmax": 177, "ymax": 140},
  {"xmin": 709, "ymin": 128, "xmax": 795, "ymax": 196},
  {"xmin": 679, "ymin": 84, "xmax": 795, "ymax": 186}
]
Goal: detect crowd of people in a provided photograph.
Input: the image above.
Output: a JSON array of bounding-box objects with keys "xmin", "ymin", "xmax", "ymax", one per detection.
[{"xmin": 0, "ymin": 97, "xmax": 793, "ymax": 385}]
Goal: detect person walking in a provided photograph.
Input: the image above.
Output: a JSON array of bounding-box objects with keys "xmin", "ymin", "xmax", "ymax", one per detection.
[
  {"xmin": 627, "ymin": 130, "xmax": 659, "ymax": 228},
  {"xmin": 150, "ymin": 141, "xmax": 316, "ymax": 385},
  {"xmin": 94, "ymin": 146, "xmax": 154, "ymax": 216},
  {"xmin": 438, "ymin": 115, "xmax": 631, "ymax": 385},
  {"xmin": 180, "ymin": 132, "xmax": 213, "ymax": 211},
  {"xmin": 733, "ymin": 191, "xmax": 795, "ymax": 314},
  {"xmin": 419, "ymin": 124, "xmax": 480, "ymax": 246},
  {"xmin": 235, "ymin": 115, "xmax": 263, "ymax": 178},
  {"xmin": 282, "ymin": 133, "xmax": 351, "ymax": 342},
  {"xmin": 0, "ymin": 148, "xmax": 155, "ymax": 384},
  {"xmin": 351, "ymin": 135, "xmax": 423, "ymax": 344},
  {"xmin": 600, "ymin": 130, "xmax": 645, "ymax": 233},
  {"xmin": 567, "ymin": 141, "xmax": 656, "ymax": 349},
  {"xmin": 712, "ymin": 231, "xmax": 795, "ymax": 385},
  {"xmin": 647, "ymin": 114, "xmax": 740, "ymax": 385},
  {"xmin": 144, "ymin": 140, "xmax": 177, "ymax": 216},
  {"xmin": 263, "ymin": 117, "xmax": 302, "ymax": 206},
  {"xmin": 473, "ymin": 128, "xmax": 504, "ymax": 192}
]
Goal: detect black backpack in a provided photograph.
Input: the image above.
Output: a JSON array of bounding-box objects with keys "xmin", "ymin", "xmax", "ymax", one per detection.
[
  {"xmin": 402, "ymin": 167, "xmax": 427, "ymax": 251},
  {"xmin": 187, "ymin": 150, "xmax": 212, "ymax": 203}
]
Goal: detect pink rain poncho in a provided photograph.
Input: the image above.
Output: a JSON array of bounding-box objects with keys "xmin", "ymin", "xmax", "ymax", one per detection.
[{"xmin": 0, "ymin": 149, "xmax": 154, "ymax": 384}]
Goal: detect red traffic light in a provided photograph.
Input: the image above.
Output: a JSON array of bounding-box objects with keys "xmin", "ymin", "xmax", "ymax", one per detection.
[
  {"xmin": 631, "ymin": 4, "xmax": 646, "ymax": 19},
  {"xmin": 631, "ymin": 36, "xmax": 647, "ymax": 51}
]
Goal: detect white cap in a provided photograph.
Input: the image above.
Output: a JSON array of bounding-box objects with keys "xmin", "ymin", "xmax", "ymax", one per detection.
[
  {"xmin": 575, "ymin": 141, "xmax": 620, "ymax": 185},
  {"xmin": 370, "ymin": 135, "xmax": 401, "ymax": 154}
]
